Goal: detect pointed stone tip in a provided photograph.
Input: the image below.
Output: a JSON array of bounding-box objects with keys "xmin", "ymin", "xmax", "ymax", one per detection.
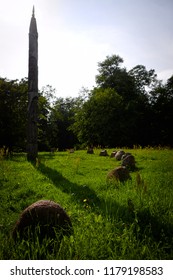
[
  {"xmin": 32, "ymin": 6, "xmax": 35, "ymax": 17},
  {"xmin": 29, "ymin": 5, "xmax": 38, "ymax": 34}
]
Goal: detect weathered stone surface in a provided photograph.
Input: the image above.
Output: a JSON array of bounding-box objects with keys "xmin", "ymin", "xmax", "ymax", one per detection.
[
  {"xmin": 121, "ymin": 152, "xmax": 132, "ymax": 160},
  {"xmin": 99, "ymin": 150, "xmax": 108, "ymax": 156},
  {"xmin": 107, "ymin": 166, "xmax": 131, "ymax": 182},
  {"xmin": 110, "ymin": 151, "xmax": 117, "ymax": 158},
  {"xmin": 115, "ymin": 150, "xmax": 125, "ymax": 160},
  {"xmin": 27, "ymin": 8, "xmax": 38, "ymax": 162},
  {"xmin": 122, "ymin": 155, "xmax": 135, "ymax": 169},
  {"xmin": 87, "ymin": 148, "xmax": 94, "ymax": 154},
  {"xmin": 12, "ymin": 200, "xmax": 72, "ymax": 241}
]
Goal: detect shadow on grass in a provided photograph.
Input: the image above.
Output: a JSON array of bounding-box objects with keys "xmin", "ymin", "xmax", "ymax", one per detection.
[
  {"xmin": 36, "ymin": 162, "xmax": 134, "ymax": 224},
  {"xmin": 37, "ymin": 162, "xmax": 104, "ymax": 210},
  {"xmin": 39, "ymin": 152, "xmax": 67, "ymax": 159},
  {"xmin": 137, "ymin": 208, "xmax": 173, "ymax": 257},
  {"xmin": 32, "ymin": 162, "xmax": 172, "ymax": 255},
  {"xmin": 3, "ymin": 153, "xmax": 27, "ymax": 162},
  {"xmin": 38, "ymin": 153, "xmax": 56, "ymax": 159}
]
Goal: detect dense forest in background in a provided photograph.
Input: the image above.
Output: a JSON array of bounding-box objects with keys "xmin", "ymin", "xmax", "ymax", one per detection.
[{"xmin": 0, "ymin": 54, "xmax": 173, "ymax": 151}]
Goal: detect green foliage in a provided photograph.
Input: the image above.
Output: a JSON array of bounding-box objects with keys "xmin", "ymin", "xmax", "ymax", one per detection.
[
  {"xmin": 0, "ymin": 78, "xmax": 28, "ymax": 150},
  {"xmin": 72, "ymin": 55, "xmax": 173, "ymax": 147},
  {"xmin": 71, "ymin": 88, "xmax": 124, "ymax": 146},
  {"xmin": 149, "ymin": 76, "xmax": 173, "ymax": 146},
  {"xmin": 47, "ymin": 97, "xmax": 79, "ymax": 150},
  {"xmin": 96, "ymin": 55, "xmax": 136, "ymax": 102},
  {"xmin": 1, "ymin": 54, "xmax": 173, "ymax": 150},
  {"xmin": 129, "ymin": 64, "xmax": 158, "ymax": 94},
  {"xmin": 0, "ymin": 148, "xmax": 173, "ymax": 259},
  {"xmin": 96, "ymin": 54, "xmax": 123, "ymax": 86}
]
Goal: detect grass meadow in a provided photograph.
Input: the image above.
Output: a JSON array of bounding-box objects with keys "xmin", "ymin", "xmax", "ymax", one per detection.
[{"xmin": 0, "ymin": 148, "xmax": 173, "ymax": 259}]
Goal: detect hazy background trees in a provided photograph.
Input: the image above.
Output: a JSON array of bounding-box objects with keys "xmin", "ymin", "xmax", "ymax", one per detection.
[{"xmin": 0, "ymin": 54, "xmax": 173, "ymax": 151}]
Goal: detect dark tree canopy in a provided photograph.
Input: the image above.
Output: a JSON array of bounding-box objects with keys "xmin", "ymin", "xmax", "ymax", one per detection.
[
  {"xmin": 0, "ymin": 78, "xmax": 28, "ymax": 151},
  {"xmin": 1, "ymin": 54, "xmax": 173, "ymax": 151},
  {"xmin": 71, "ymin": 55, "xmax": 173, "ymax": 148},
  {"xmin": 96, "ymin": 55, "xmax": 136, "ymax": 102}
]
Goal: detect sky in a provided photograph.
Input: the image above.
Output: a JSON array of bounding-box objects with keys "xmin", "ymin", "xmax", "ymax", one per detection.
[{"xmin": 0, "ymin": 0, "xmax": 173, "ymax": 97}]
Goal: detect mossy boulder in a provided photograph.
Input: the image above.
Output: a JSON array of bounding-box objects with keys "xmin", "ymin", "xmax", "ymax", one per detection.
[
  {"xmin": 107, "ymin": 166, "xmax": 131, "ymax": 182},
  {"xmin": 110, "ymin": 151, "xmax": 117, "ymax": 158},
  {"xmin": 122, "ymin": 154, "xmax": 135, "ymax": 170},
  {"xmin": 115, "ymin": 150, "xmax": 125, "ymax": 160},
  {"xmin": 121, "ymin": 152, "xmax": 132, "ymax": 160},
  {"xmin": 12, "ymin": 200, "xmax": 72, "ymax": 242},
  {"xmin": 87, "ymin": 147, "xmax": 94, "ymax": 154},
  {"xmin": 99, "ymin": 150, "xmax": 108, "ymax": 156}
]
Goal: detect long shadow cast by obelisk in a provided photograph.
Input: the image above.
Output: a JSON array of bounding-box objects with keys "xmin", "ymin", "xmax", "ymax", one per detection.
[{"xmin": 37, "ymin": 162, "xmax": 173, "ymax": 253}]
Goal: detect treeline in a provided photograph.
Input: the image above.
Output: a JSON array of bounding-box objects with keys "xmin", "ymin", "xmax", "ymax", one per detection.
[{"xmin": 0, "ymin": 54, "xmax": 173, "ymax": 151}]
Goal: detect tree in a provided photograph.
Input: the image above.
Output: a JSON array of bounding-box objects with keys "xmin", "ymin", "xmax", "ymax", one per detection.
[
  {"xmin": 149, "ymin": 75, "xmax": 173, "ymax": 146},
  {"xmin": 0, "ymin": 78, "xmax": 56, "ymax": 152},
  {"xmin": 71, "ymin": 88, "xmax": 127, "ymax": 147},
  {"xmin": 128, "ymin": 64, "xmax": 158, "ymax": 95},
  {"xmin": 96, "ymin": 54, "xmax": 123, "ymax": 86},
  {"xmin": 93, "ymin": 55, "xmax": 164, "ymax": 147},
  {"xmin": 0, "ymin": 77, "xmax": 28, "ymax": 151},
  {"xmin": 48, "ymin": 97, "xmax": 78, "ymax": 150},
  {"xmin": 95, "ymin": 54, "xmax": 136, "ymax": 102},
  {"xmin": 37, "ymin": 85, "xmax": 56, "ymax": 151}
]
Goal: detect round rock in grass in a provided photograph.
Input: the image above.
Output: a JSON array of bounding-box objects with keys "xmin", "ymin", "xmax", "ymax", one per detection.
[
  {"xmin": 107, "ymin": 166, "xmax": 131, "ymax": 182},
  {"xmin": 121, "ymin": 152, "xmax": 132, "ymax": 160},
  {"xmin": 115, "ymin": 150, "xmax": 125, "ymax": 160},
  {"xmin": 99, "ymin": 150, "xmax": 108, "ymax": 156},
  {"xmin": 122, "ymin": 154, "xmax": 135, "ymax": 170},
  {"xmin": 110, "ymin": 151, "xmax": 117, "ymax": 158},
  {"xmin": 87, "ymin": 147, "xmax": 94, "ymax": 154},
  {"xmin": 12, "ymin": 200, "xmax": 72, "ymax": 242}
]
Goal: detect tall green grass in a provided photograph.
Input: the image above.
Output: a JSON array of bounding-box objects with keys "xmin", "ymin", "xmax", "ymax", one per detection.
[{"xmin": 0, "ymin": 148, "xmax": 173, "ymax": 259}]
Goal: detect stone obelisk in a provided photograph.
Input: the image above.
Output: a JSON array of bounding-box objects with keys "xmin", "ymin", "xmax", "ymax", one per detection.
[{"xmin": 27, "ymin": 6, "xmax": 38, "ymax": 161}]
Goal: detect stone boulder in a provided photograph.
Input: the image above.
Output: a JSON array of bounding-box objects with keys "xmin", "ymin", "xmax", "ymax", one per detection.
[
  {"xmin": 115, "ymin": 150, "xmax": 125, "ymax": 160},
  {"xmin": 87, "ymin": 147, "xmax": 94, "ymax": 154},
  {"xmin": 121, "ymin": 152, "xmax": 132, "ymax": 160},
  {"xmin": 99, "ymin": 150, "xmax": 108, "ymax": 156},
  {"xmin": 12, "ymin": 200, "xmax": 72, "ymax": 242},
  {"xmin": 110, "ymin": 151, "xmax": 117, "ymax": 158},
  {"xmin": 122, "ymin": 154, "xmax": 135, "ymax": 170},
  {"xmin": 107, "ymin": 166, "xmax": 131, "ymax": 182}
]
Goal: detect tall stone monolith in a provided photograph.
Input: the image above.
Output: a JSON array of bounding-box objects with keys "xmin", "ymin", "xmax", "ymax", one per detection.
[{"xmin": 27, "ymin": 7, "xmax": 38, "ymax": 161}]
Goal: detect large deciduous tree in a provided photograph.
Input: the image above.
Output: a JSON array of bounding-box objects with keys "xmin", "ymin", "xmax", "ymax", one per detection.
[
  {"xmin": 96, "ymin": 55, "xmax": 136, "ymax": 102},
  {"xmin": 149, "ymin": 75, "xmax": 173, "ymax": 146},
  {"xmin": 72, "ymin": 54, "xmax": 172, "ymax": 148},
  {"xmin": 71, "ymin": 88, "xmax": 126, "ymax": 147},
  {"xmin": 0, "ymin": 77, "xmax": 28, "ymax": 151},
  {"xmin": 37, "ymin": 85, "xmax": 57, "ymax": 151},
  {"xmin": 48, "ymin": 97, "xmax": 78, "ymax": 150}
]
